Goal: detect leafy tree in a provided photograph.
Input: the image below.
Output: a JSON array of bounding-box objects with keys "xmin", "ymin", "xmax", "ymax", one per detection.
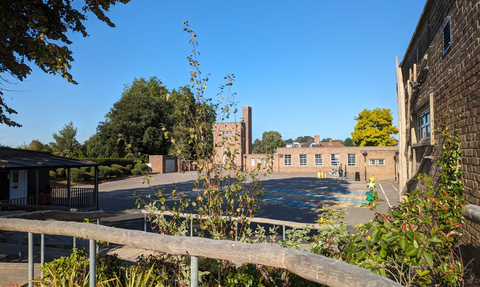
[
  {"xmin": 351, "ymin": 108, "xmax": 398, "ymax": 146},
  {"xmin": 50, "ymin": 121, "xmax": 81, "ymax": 157},
  {"xmin": 0, "ymin": 0, "xmax": 130, "ymax": 127},
  {"xmin": 321, "ymin": 138, "xmax": 330, "ymax": 142},
  {"xmin": 20, "ymin": 139, "xmax": 52, "ymax": 152},
  {"xmin": 285, "ymin": 138, "xmax": 293, "ymax": 144},
  {"xmin": 344, "ymin": 137, "xmax": 354, "ymax": 146},
  {"xmin": 253, "ymin": 131, "xmax": 284, "ymax": 154},
  {"xmin": 294, "ymin": 135, "xmax": 313, "ymax": 143}
]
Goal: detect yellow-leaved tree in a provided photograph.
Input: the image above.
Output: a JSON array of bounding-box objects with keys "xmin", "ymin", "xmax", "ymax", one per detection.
[{"xmin": 351, "ymin": 108, "xmax": 398, "ymax": 146}]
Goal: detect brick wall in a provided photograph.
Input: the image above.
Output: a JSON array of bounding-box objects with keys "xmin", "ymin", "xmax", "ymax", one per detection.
[
  {"xmin": 213, "ymin": 122, "xmax": 246, "ymax": 168},
  {"xmin": 401, "ymin": 0, "xmax": 480, "ymax": 272},
  {"xmin": 246, "ymin": 147, "xmax": 397, "ymax": 181}
]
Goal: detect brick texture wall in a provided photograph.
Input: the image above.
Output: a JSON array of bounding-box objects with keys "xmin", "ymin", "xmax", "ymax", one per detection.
[
  {"xmin": 246, "ymin": 146, "xmax": 398, "ymax": 181},
  {"xmin": 401, "ymin": 0, "xmax": 480, "ymax": 272}
]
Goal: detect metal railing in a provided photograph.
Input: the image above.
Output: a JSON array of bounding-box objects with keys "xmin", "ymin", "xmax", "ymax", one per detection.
[
  {"xmin": 0, "ymin": 197, "xmax": 36, "ymax": 210},
  {"xmin": 52, "ymin": 187, "xmax": 94, "ymax": 208}
]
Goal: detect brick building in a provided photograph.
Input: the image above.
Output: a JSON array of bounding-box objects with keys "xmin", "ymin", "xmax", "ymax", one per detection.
[
  {"xmin": 213, "ymin": 106, "xmax": 252, "ymax": 168},
  {"xmin": 395, "ymin": 0, "xmax": 480, "ymax": 271}
]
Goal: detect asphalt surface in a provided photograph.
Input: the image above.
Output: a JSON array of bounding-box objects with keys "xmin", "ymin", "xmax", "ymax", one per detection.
[{"xmin": 0, "ymin": 171, "xmax": 400, "ymax": 286}]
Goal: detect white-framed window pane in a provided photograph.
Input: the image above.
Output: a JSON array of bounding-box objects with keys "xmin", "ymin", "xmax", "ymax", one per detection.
[
  {"xmin": 330, "ymin": 154, "xmax": 339, "ymax": 166},
  {"xmin": 378, "ymin": 159, "xmax": 385, "ymax": 166},
  {"xmin": 418, "ymin": 108, "xmax": 430, "ymax": 140},
  {"xmin": 347, "ymin": 154, "xmax": 356, "ymax": 167},
  {"xmin": 12, "ymin": 170, "xmax": 18, "ymax": 189},
  {"xmin": 369, "ymin": 159, "xmax": 376, "ymax": 165},
  {"xmin": 299, "ymin": 154, "xmax": 307, "ymax": 166},
  {"xmin": 257, "ymin": 158, "xmax": 261, "ymax": 164},
  {"xmin": 314, "ymin": 154, "xmax": 323, "ymax": 166},
  {"xmin": 284, "ymin": 154, "xmax": 292, "ymax": 166},
  {"xmin": 251, "ymin": 158, "xmax": 255, "ymax": 166}
]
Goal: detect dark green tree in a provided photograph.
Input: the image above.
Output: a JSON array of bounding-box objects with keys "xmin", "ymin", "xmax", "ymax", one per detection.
[
  {"xmin": 344, "ymin": 137, "xmax": 354, "ymax": 146},
  {"xmin": 253, "ymin": 131, "xmax": 284, "ymax": 154},
  {"xmin": 24, "ymin": 139, "xmax": 52, "ymax": 152},
  {"xmin": 50, "ymin": 121, "xmax": 80, "ymax": 157},
  {"xmin": 0, "ymin": 0, "xmax": 130, "ymax": 127},
  {"xmin": 294, "ymin": 135, "xmax": 314, "ymax": 143}
]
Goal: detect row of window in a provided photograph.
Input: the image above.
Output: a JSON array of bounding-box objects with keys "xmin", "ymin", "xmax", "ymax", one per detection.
[
  {"xmin": 283, "ymin": 154, "xmax": 385, "ymax": 167},
  {"xmin": 221, "ymin": 130, "xmax": 233, "ymax": 136}
]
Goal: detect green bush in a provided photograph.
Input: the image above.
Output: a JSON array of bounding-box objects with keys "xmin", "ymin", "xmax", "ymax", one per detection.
[
  {"xmin": 49, "ymin": 170, "xmax": 56, "ymax": 179},
  {"xmin": 111, "ymin": 164, "xmax": 125, "ymax": 177},
  {"xmin": 131, "ymin": 168, "xmax": 141, "ymax": 176},
  {"xmin": 98, "ymin": 166, "xmax": 115, "ymax": 180},
  {"xmin": 56, "ymin": 168, "xmax": 66, "ymax": 179},
  {"xmin": 134, "ymin": 163, "xmax": 148, "ymax": 172},
  {"xmin": 125, "ymin": 164, "xmax": 133, "ymax": 172},
  {"xmin": 80, "ymin": 166, "xmax": 90, "ymax": 173},
  {"xmin": 70, "ymin": 168, "xmax": 84, "ymax": 183},
  {"xmin": 83, "ymin": 172, "xmax": 93, "ymax": 181}
]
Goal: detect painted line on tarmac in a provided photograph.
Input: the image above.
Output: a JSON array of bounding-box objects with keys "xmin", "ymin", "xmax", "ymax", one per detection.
[{"xmin": 378, "ymin": 183, "xmax": 393, "ymax": 208}]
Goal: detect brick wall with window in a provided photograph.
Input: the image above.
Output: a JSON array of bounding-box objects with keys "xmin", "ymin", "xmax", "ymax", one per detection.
[{"xmin": 399, "ymin": 0, "xmax": 480, "ymax": 273}]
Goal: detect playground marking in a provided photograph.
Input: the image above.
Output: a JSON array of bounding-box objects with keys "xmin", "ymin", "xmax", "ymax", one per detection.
[{"xmin": 378, "ymin": 183, "xmax": 392, "ymax": 208}]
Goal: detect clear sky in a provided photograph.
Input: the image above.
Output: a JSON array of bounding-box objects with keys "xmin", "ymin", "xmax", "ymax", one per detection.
[{"xmin": 0, "ymin": 0, "xmax": 427, "ymax": 147}]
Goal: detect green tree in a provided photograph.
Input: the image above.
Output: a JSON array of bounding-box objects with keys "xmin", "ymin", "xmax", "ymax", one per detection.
[
  {"xmin": 21, "ymin": 139, "xmax": 52, "ymax": 152},
  {"xmin": 294, "ymin": 135, "xmax": 314, "ymax": 143},
  {"xmin": 351, "ymin": 108, "xmax": 398, "ymax": 146},
  {"xmin": 50, "ymin": 121, "xmax": 80, "ymax": 157},
  {"xmin": 321, "ymin": 138, "xmax": 330, "ymax": 142},
  {"xmin": 344, "ymin": 137, "xmax": 354, "ymax": 146},
  {"xmin": 0, "ymin": 0, "xmax": 130, "ymax": 127},
  {"xmin": 253, "ymin": 131, "xmax": 284, "ymax": 154}
]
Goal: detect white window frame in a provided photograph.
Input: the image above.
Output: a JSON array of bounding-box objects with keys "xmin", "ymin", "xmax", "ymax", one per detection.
[
  {"xmin": 377, "ymin": 159, "xmax": 385, "ymax": 166},
  {"xmin": 314, "ymin": 154, "xmax": 323, "ymax": 166},
  {"xmin": 347, "ymin": 154, "xmax": 356, "ymax": 167},
  {"xmin": 299, "ymin": 154, "xmax": 307, "ymax": 166},
  {"xmin": 418, "ymin": 108, "xmax": 430, "ymax": 141},
  {"xmin": 284, "ymin": 154, "xmax": 292, "ymax": 166},
  {"xmin": 369, "ymin": 159, "xmax": 376, "ymax": 166},
  {"xmin": 251, "ymin": 158, "xmax": 255, "ymax": 167},
  {"xmin": 330, "ymin": 154, "xmax": 339, "ymax": 166}
]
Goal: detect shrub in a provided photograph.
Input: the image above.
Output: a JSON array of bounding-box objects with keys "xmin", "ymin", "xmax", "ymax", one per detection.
[
  {"xmin": 83, "ymin": 172, "xmax": 92, "ymax": 181},
  {"xmin": 70, "ymin": 168, "xmax": 84, "ymax": 183},
  {"xmin": 134, "ymin": 163, "xmax": 148, "ymax": 173},
  {"xmin": 80, "ymin": 167, "xmax": 90, "ymax": 173},
  {"xmin": 49, "ymin": 170, "xmax": 56, "ymax": 179},
  {"xmin": 111, "ymin": 164, "xmax": 125, "ymax": 177},
  {"xmin": 98, "ymin": 166, "xmax": 115, "ymax": 180},
  {"xmin": 125, "ymin": 164, "xmax": 133, "ymax": 172},
  {"xmin": 131, "ymin": 168, "xmax": 141, "ymax": 176},
  {"xmin": 82, "ymin": 158, "xmax": 135, "ymax": 167},
  {"xmin": 56, "ymin": 168, "xmax": 65, "ymax": 179}
]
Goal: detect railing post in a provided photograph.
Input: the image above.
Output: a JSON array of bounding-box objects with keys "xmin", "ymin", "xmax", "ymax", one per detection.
[
  {"xmin": 191, "ymin": 256, "xmax": 198, "ymax": 287},
  {"xmin": 89, "ymin": 239, "xmax": 96, "ymax": 287},
  {"xmin": 19, "ymin": 232, "xmax": 22, "ymax": 263},
  {"xmin": 283, "ymin": 225, "xmax": 286, "ymax": 241},
  {"xmin": 73, "ymin": 236, "xmax": 76, "ymax": 250},
  {"xmin": 190, "ymin": 216, "xmax": 198, "ymax": 287},
  {"xmin": 28, "ymin": 232, "xmax": 33, "ymax": 287},
  {"xmin": 144, "ymin": 213, "xmax": 147, "ymax": 232},
  {"xmin": 67, "ymin": 168, "xmax": 71, "ymax": 208},
  {"xmin": 96, "ymin": 219, "xmax": 100, "ymax": 254},
  {"xmin": 41, "ymin": 234, "xmax": 44, "ymax": 278}
]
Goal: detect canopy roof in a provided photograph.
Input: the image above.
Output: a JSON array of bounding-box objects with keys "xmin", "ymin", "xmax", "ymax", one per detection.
[{"xmin": 0, "ymin": 148, "xmax": 99, "ymax": 171}]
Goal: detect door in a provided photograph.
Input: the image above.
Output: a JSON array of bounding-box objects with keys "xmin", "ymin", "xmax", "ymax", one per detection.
[
  {"xmin": 0, "ymin": 172, "xmax": 8, "ymax": 200},
  {"xmin": 165, "ymin": 159, "xmax": 175, "ymax": 173}
]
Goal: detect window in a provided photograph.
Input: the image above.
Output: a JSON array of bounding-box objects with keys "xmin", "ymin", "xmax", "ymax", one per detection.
[
  {"xmin": 299, "ymin": 154, "xmax": 307, "ymax": 166},
  {"xmin": 418, "ymin": 108, "xmax": 430, "ymax": 141},
  {"xmin": 369, "ymin": 159, "xmax": 376, "ymax": 166},
  {"xmin": 251, "ymin": 158, "xmax": 255, "ymax": 167},
  {"xmin": 378, "ymin": 159, "xmax": 385, "ymax": 166},
  {"xmin": 257, "ymin": 158, "xmax": 262, "ymax": 164},
  {"xmin": 347, "ymin": 154, "xmax": 356, "ymax": 166},
  {"xmin": 330, "ymin": 154, "xmax": 339, "ymax": 166},
  {"xmin": 314, "ymin": 154, "xmax": 323, "ymax": 166},
  {"xmin": 442, "ymin": 17, "xmax": 451, "ymax": 55},
  {"xmin": 12, "ymin": 170, "xmax": 18, "ymax": 189},
  {"xmin": 284, "ymin": 154, "xmax": 292, "ymax": 166}
]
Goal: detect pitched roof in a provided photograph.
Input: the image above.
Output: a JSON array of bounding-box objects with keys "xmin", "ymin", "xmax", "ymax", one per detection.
[
  {"xmin": 0, "ymin": 148, "xmax": 99, "ymax": 170},
  {"xmin": 318, "ymin": 141, "xmax": 344, "ymax": 148}
]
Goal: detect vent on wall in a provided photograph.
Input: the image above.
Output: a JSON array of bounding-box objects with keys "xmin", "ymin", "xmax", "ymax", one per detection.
[{"xmin": 442, "ymin": 17, "xmax": 451, "ymax": 55}]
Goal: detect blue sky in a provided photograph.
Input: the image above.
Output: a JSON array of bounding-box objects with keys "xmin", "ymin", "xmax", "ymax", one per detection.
[{"xmin": 0, "ymin": 0, "xmax": 427, "ymax": 147}]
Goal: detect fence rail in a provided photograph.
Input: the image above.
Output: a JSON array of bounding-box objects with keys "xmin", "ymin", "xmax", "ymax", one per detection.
[{"xmin": 0, "ymin": 218, "xmax": 401, "ymax": 287}]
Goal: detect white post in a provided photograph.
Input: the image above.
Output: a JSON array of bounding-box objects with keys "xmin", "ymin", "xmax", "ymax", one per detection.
[{"xmin": 28, "ymin": 233, "xmax": 33, "ymax": 287}]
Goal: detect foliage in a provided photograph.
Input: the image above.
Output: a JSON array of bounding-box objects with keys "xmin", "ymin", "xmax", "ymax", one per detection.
[
  {"xmin": 18, "ymin": 139, "xmax": 52, "ymax": 152},
  {"xmin": 351, "ymin": 108, "xmax": 398, "ymax": 146},
  {"xmin": 252, "ymin": 131, "xmax": 285, "ymax": 154},
  {"xmin": 70, "ymin": 168, "xmax": 84, "ymax": 183},
  {"xmin": 344, "ymin": 137, "xmax": 354, "ymax": 146},
  {"xmin": 295, "ymin": 135, "xmax": 314, "ymax": 143},
  {"xmin": 50, "ymin": 121, "xmax": 81, "ymax": 158},
  {"xmin": 56, "ymin": 168, "xmax": 65, "ymax": 179},
  {"xmin": 98, "ymin": 166, "xmax": 115, "ymax": 180},
  {"xmin": 49, "ymin": 170, "xmax": 56, "ymax": 179},
  {"xmin": 0, "ymin": 0, "xmax": 130, "ymax": 127}
]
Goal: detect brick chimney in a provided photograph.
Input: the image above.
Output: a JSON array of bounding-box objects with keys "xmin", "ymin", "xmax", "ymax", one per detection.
[
  {"xmin": 314, "ymin": 135, "xmax": 320, "ymax": 144},
  {"xmin": 329, "ymin": 138, "xmax": 333, "ymax": 145}
]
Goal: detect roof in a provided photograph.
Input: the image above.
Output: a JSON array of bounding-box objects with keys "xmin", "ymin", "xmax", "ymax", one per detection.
[
  {"xmin": 318, "ymin": 141, "xmax": 344, "ymax": 148},
  {"xmin": 0, "ymin": 148, "xmax": 99, "ymax": 171}
]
